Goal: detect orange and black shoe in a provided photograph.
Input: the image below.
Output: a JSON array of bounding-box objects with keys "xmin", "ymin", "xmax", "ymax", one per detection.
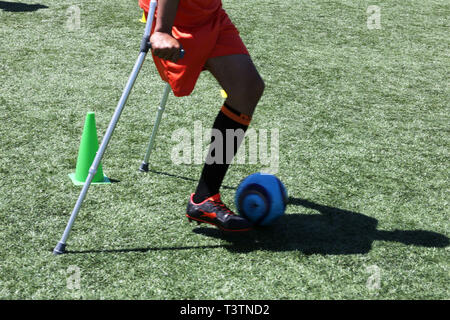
[{"xmin": 186, "ymin": 193, "xmax": 253, "ymax": 232}]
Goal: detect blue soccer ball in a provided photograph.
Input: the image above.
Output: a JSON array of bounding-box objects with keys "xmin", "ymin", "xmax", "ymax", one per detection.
[{"xmin": 235, "ymin": 173, "xmax": 288, "ymax": 226}]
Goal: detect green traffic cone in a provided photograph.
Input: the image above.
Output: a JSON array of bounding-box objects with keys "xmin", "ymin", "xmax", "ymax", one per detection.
[{"xmin": 69, "ymin": 112, "xmax": 110, "ymax": 185}]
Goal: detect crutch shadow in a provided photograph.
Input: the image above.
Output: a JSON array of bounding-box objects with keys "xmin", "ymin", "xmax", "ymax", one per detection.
[
  {"xmin": 62, "ymin": 244, "xmax": 229, "ymax": 255},
  {"xmin": 148, "ymin": 169, "xmax": 235, "ymax": 190},
  {"xmin": 0, "ymin": 1, "xmax": 48, "ymax": 12},
  {"xmin": 193, "ymin": 196, "xmax": 449, "ymax": 255},
  {"xmin": 58, "ymin": 170, "xmax": 232, "ymax": 255}
]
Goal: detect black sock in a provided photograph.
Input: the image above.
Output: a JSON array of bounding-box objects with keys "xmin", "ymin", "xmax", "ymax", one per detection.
[{"xmin": 193, "ymin": 103, "xmax": 251, "ymax": 203}]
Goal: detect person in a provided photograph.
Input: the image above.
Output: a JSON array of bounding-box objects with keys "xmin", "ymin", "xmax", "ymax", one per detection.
[{"xmin": 139, "ymin": 0, "xmax": 265, "ymax": 232}]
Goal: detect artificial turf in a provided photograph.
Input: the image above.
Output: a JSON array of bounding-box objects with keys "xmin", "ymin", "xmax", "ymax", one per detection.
[{"xmin": 0, "ymin": 0, "xmax": 448, "ymax": 299}]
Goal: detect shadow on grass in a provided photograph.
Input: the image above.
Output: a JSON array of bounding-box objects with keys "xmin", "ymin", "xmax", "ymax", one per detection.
[
  {"xmin": 64, "ymin": 245, "xmax": 225, "ymax": 255},
  {"xmin": 147, "ymin": 169, "xmax": 234, "ymax": 190},
  {"xmin": 0, "ymin": 1, "xmax": 48, "ymax": 12},
  {"xmin": 64, "ymin": 195, "xmax": 449, "ymax": 256},
  {"xmin": 193, "ymin": 197, "xmax": 449, "ymax": 255},
  {"xmin": 65, "ymin": 170, "xmax": 449, "ymax": 255}
]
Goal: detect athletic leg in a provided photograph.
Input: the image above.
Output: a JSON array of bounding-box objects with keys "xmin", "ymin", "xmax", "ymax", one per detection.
[
  {"xmin": 193, "ymin": 54, "xmax": 265, "ymax": 203},
  {"xmin": 205, "ymin": 54, "xmax": 265, "ymax": 116}
]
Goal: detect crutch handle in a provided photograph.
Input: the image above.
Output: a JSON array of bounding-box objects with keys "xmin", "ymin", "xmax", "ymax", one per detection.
[{"xmin": 140, "ymin": 36, "xmax": 185, "ymax": 60}]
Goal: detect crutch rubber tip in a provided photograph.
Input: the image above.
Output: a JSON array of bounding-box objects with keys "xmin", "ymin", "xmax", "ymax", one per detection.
[
  {"xmin": 139, "ymin": 162, "xmax": 149, "ymax": 172},
  {"xmin": 53, "ymin": 242, "xmax": 66, "ymax": 255}
]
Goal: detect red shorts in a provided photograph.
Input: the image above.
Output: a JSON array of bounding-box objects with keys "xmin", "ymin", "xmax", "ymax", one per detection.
[{"xmin": 147, "ymin": 9, "xmax": 249, "ymax": 97}]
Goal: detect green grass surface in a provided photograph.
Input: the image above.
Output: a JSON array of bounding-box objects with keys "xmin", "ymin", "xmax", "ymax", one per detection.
[{"xmin": 0, "ymin": 0, "xmax": 448, "ymax": 299}]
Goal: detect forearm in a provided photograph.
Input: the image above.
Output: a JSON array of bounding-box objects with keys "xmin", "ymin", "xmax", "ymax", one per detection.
[{"xmin": 154, "ymin": 0, "xmax": 180, "ymax": 34}]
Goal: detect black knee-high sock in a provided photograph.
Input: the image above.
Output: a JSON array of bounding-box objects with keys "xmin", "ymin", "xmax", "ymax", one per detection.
[{"xmin": 193, "ymin": 103, "xmax": 251, "ymax": 203}]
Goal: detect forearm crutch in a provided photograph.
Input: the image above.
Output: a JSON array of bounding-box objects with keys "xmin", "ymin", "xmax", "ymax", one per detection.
[
  {"xmin": 139, "ymin": 82, "xmax": 171, "ymax": 172},
  {"xmin": 53, "ymin": 0, "xmax": 163, "ymax": 255}
]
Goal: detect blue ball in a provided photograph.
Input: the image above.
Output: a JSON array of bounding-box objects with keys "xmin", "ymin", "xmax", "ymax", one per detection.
[{"xmin": 235, "ymin": 173, "xmax": 288, "ymax": 226}]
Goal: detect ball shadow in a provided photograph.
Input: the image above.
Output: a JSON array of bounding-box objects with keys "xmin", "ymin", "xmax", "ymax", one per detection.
[{"xmin": 194, "ymin": 197, "xmax": 449, "ymax": 255}]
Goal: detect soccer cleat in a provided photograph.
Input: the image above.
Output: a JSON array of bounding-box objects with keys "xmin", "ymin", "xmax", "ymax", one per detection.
[{"xmin": 186, "ymin": 193, "xmax": 253, "ymax": 232}]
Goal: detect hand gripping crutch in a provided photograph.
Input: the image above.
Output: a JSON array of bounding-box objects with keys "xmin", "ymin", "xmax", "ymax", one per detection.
[{"xmin": 53, "ymin": 0, "xmax": 177, "ymax": 255}]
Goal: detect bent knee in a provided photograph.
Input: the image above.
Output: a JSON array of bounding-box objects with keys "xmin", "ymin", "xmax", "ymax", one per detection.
[
  {"xmin": 230, "ymin": 73, "xmax": 265, "ymax": 104},
  {"xmin": 253, "ymin": 75, "xmax": 265, "ymax": 99}
]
